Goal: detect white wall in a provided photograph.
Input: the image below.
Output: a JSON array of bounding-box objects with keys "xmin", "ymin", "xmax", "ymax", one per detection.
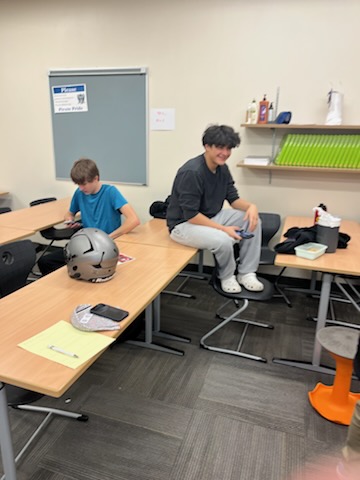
[{"xmin": 1, "ymin": 0, "xmax": 359, "ymax": 234}]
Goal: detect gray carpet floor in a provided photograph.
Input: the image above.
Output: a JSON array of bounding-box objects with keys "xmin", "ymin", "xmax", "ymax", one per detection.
[{"xmin": 2, "ymin": 275, "xmax": 359, "ymax": 480}]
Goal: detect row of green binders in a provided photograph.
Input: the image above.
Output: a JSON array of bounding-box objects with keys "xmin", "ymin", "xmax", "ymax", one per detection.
[{"xmin": 274, "ymin": 134, "xmax": 360, "ymax": 168}]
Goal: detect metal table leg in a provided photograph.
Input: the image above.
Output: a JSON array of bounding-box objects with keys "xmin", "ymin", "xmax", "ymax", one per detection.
[
  {"xmin": 273, "ymin": 272, "xmax": 336, "ymax": 375},
  {"xmin": 0, "ymin": 383, "xmax": 17, "ymax": 480},
  {"xmin": 127, "ymin": 302, "xmax": 186, "ymax": 356}
]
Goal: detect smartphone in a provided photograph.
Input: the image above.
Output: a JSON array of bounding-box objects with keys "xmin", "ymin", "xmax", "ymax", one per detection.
[
  {"xmin": 236, "ymin": 230, "xmax": 254, "ymax": 239},
  {"xmin": 90, "ymin": 303, "xmax": 129, "ymax": 322}
]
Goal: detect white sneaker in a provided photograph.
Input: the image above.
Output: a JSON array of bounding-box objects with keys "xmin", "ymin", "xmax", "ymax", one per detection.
[
  {"xmin": 237, "ymin": 273, "xmax": 264, "ymax": 292},
  {"xmin": 220, "ymin": 275, "xmax": 241, "ymax": 293}
]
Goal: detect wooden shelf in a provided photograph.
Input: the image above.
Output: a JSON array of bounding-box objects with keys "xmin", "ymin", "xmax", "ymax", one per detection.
[
  {"xmin": 239, "ymin": 124, "xmax": 360, "ymax": 180},
  {"xmin": 237, "ymin": 162, "xmax": 360, "ymax": 173},
  {"xmin": 240, "ymin": 124, "xmax": 360, "ymax": 131}
]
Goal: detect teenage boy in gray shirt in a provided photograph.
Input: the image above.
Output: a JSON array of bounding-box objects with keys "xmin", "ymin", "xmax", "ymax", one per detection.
[{"xmin": 166, "ymin": 124, "xmax": 263, "ymax": 294}]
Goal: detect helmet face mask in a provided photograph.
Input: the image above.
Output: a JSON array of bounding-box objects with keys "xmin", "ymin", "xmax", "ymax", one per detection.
[{"xmin": 65, "ymin": 228, "xmax": 119, "ymax": 282}]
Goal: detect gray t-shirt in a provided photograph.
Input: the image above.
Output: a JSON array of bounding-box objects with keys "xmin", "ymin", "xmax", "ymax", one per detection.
[{"xmin": 166, "ymin": 154, "xmax": 239, "ymax": 232}]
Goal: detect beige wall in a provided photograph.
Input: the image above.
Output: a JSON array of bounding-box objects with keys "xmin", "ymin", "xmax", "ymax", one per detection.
[{"xmin": 1, "ymin": 0, "xmax": 359, "ymax": 235}]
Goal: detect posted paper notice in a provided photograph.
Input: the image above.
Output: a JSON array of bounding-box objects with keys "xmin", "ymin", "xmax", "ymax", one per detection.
[{"xmin": 52, "ymin": 84, "xmax": 88, "ymax": 114}]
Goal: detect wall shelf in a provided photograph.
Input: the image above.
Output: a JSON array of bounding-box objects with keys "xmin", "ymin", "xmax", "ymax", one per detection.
[
  {"xmin": 237, "ymin": 163, "xmax": 360, "ymax": 173},
  {"xmin": 240, "ymin": 124, "xmax": 360, "ymax": 131},
  {"xmin": 239, "ymin": 124, "xmax": 360, "ymax": 182}
]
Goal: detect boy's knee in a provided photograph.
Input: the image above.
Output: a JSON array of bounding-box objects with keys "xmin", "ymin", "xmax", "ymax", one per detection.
[{"xmin": 211, "ymin": 233, "xmax": 234, "ymax": 253}]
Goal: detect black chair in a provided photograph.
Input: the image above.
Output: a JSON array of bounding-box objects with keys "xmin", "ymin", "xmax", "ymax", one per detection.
[
  {"xmin": 0, "ymin": 240, "xmax": 87, "ymax": 471},
  {"xmin": 0, "ymin": 240, "xmax": 36, "ymax": 298},
  {"xmin": 200, "ymin": 253, "xmax": 275, "ymax": 362},
  {"xmin": 30, "ymin": 197, "xmax": 79, "ymax": 273},
  {"xmin": 0, "ymin": 207, "xmax": 11, "ymax": 214},
  {"xmin": 259, "ymin": 212, "xmax": 292, "ymax": 307}
]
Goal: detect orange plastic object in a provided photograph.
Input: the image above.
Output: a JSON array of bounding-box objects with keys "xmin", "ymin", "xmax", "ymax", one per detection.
[{"xmin": 309, "ymin": 352, "xmax": 360, "ymax": 425}]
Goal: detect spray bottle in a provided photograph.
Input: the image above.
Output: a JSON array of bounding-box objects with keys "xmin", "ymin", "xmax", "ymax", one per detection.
[{"xmin": 268, "ymin": 102, "xmax": 275, "ymax": 123}]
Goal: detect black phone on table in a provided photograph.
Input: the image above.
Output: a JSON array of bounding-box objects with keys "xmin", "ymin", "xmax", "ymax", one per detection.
[{"xmin": 89, "ymin": 303, "xmax": 129, "ymax": 322}]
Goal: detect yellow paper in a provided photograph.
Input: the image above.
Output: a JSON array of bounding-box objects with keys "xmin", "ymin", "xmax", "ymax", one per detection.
[{"xmin": 18, "ymin": 320, "xmax": 115, "ymax": 369}]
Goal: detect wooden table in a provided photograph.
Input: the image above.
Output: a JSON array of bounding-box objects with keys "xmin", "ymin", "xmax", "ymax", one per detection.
[
  {"xmin": 119, "ymin": 218, "xmax": 191, "ymax": 250},
  {"xmin": 274, "ymin": 217, "xmax": 360, "ymax": 374},
  {"xmin": 0, "ymin": 197, "xmax": 71, "ymax": 231},
  {"xmin": 119, "ymin": 219, "xmax": 204, "ymax": 299},
  {"xmin": 0, "ymin": 227, "xmax": 35, "ymax": 245},
  {"xmin": 0, "ymin": 241, "xmax": 196, "ymax": 479}
]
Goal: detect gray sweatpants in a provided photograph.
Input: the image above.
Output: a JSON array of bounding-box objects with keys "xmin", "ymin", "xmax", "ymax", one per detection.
[{"xmin": 170, "ymin": 209, "xmax": 262, "ymax": 280}]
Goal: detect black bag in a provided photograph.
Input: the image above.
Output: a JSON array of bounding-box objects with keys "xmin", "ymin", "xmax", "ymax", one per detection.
[{"xmin": 149, "ymin": 195, "xmax": 171, "ymax": 219}]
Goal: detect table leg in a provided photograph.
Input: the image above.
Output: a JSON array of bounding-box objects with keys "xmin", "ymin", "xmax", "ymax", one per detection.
[
  {"xmin": 152, "ymin": 296, "xmax": 191, "ymax": 344},
  {"xmin": 312, "ymin": 272, "xmax": 333, "ymax": 366},
  {"xmin": 273, "ymin": 272, "xmax": 336, "ymax": 375},
  {"xmin": 126, "ymin": 302, "xmax": 185, "ymax": 356},
  {"xmin": 0, "ymin": 383, "xmax": 17, "ymax": 480}
]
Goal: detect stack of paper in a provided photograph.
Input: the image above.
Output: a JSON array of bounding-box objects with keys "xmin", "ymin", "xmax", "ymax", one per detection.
[{"xmin": 243, "ymin": 156, "xmax": 271, "ymax": 166}]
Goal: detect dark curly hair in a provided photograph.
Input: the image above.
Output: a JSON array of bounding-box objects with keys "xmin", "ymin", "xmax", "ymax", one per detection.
[{"xmin": 202, "ymin": 125, "xmax": 240, "ymax": 149}]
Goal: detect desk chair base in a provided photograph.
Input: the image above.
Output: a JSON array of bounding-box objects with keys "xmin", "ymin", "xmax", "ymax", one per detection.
[{"xmin": 200, "ymin": 298, "xmax": 274, "ymax": 363}]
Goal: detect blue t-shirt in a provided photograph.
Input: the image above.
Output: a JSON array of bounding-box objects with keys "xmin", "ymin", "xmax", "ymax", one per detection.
[{"xmin": 70, "ymin": 184, "xmax": 128, "ymax": 234}]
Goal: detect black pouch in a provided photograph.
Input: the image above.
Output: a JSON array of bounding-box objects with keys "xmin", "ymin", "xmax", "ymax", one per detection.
[{"xmin": 149, "ymin": 195, "xmax": 171, "ymax": 219}]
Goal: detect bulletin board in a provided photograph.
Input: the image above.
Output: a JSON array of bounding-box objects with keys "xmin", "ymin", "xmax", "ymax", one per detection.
[{"xmin": 49, "ymin": 67, "xmax": 148, "ymax": 185}]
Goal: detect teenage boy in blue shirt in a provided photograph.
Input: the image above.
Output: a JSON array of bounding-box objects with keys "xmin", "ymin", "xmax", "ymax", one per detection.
[{"xmin": 38, "ymin": 158, "xmax": 140, "ymax": 275}]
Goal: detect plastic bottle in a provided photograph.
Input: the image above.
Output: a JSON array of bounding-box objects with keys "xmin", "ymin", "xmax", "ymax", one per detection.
[
  {"xmin": 268, "ymin": 102, "xmax": 274, "ymax": 123},
  {"xmin": 245, "ymin": 102, "xmax": 252, "ymax": 124},
  {"xmin": 249, "ymin": 99, "xmax": 257, "ymax": 124},
  {"xmin": 258, "ymin": 94, "xmax": 269, "ymax": 124}
]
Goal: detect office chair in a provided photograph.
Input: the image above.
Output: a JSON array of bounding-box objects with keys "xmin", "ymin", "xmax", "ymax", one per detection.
[
  {"xmin": 0, "ymin": 240, "xmax": 36, "ymax": 297},
  {"xmin": 259, "ymin": 212, "xmax": 292, "ymax": 307},
  {"xmin": 30, "ymin": 197, "xmax": 79, "ymax": 273},
  {"xmin": 200, "ymin": 252, "xmax": 275, "ymax": 362},
  {"xmin": 0, "ymin": 240, "xmax": 87, "ymax": 475}
]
